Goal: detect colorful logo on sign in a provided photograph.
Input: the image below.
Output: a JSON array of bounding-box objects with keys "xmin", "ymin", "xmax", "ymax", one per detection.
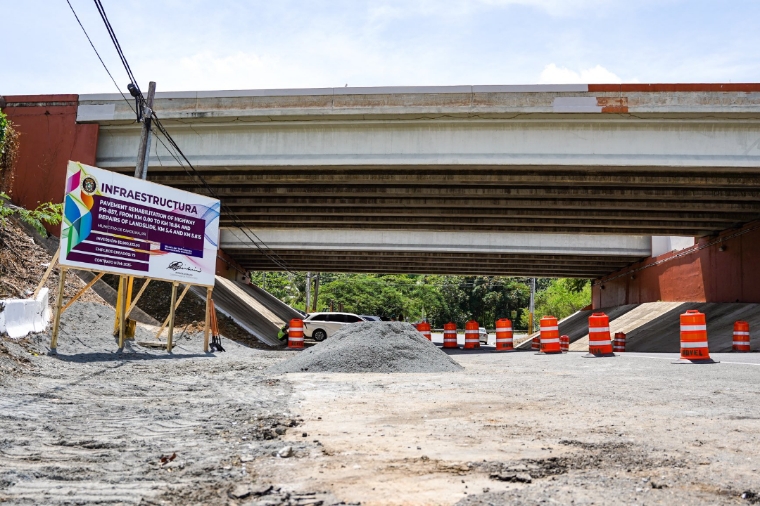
[{"xmin": 63, "ymin": 166, "xmax": 96, "ymax": 254}]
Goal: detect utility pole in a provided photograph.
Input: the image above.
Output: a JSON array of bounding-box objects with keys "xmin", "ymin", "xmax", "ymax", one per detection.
[
  {"xmin": 529, "ymin": 277, "xmax": 536, "ymax": 334},
  {"xmin": 305, "ymin": 272, "xmax": 311, "ymax": 313},
  {"xmin": 311, "ymin": 273, "xmax": 320, "ymax": 312},
  {"xmin": 134, "ymin": 81, "xmax": 156, "ymax": 179},
  {"xmin": 118, "ymin": 82, "xmax": 156, "ymax": 338}
]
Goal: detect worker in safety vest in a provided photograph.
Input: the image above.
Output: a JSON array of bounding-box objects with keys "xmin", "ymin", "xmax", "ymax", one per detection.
[{"xmin": 277, "ymin": 322, "xmax": 289, "ymax": 341}]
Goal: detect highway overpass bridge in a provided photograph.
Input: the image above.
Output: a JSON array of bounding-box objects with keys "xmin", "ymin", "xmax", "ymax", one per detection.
[{"xmin": 71, "ymin": 83, "xmax": 760, "ymax": 280}]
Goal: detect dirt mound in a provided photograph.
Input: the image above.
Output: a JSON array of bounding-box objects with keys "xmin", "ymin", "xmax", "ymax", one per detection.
[
  {"xmin": 268, "ymin": 322, "xmax": 463, "ymax": 374},
  {"xmin": 0, "ymin": 219, "xmax": 104, "ymax": 305}
]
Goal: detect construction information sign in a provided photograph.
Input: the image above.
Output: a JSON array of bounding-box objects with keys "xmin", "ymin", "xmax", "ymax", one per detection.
[{"xmin": 59, "ymin": 161, "xmax": 220, "ymax": 286}]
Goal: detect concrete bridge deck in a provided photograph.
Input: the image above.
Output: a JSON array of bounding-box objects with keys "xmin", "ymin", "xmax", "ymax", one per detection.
[{"xmin": 74, "ymin": 84, "xmax": 760, "ymax": 276}]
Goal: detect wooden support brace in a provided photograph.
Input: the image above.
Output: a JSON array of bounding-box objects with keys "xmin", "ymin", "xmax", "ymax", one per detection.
[
  {"xmin": 126, "ymin": 276, "xmax": 134, "ymax": 317},
  {"xmin": 61, "ymin": 272, "xmax": 104, "ymax": 313},
  {"xmin": 113, "ymin": 277, "xmax": 124, "ymax": 335},
  {"xmin": 118, "ymin": 276, "xmax": 127, "ymax": 349},
  {"xmin": 125, "ymin": 278, "xmax": 151, "ymax": 319},
  {"xmin": 155, "ymin": 283, "xmax": 191, "ymax": 346},
  {"xmin": 50, "ymin": 267, "xmax": 67, "ymax": 353},
  {"xmin": 33, "ymin": 248, "xmax": 60, "ymax": 299}
]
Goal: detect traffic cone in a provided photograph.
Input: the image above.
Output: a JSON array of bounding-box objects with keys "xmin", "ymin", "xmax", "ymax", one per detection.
[
  {"xmin": 583, "ymin": 312, "xmax": 615, "ymax": 358},
  {"xmin": 613, "ymin": 332, "xmax": 626, "ymax": 352},
  {"xmin": 443, "ymin": 322, "xmax": 458, "ymax": 349},
  {"xmin": 464, "ymin": 320, "xmax": 479, "ymax": 349},
  {"xmin": 494, "ymin": 318, "xmax": 515, "ymax": 352},
  {"xmin": 672, "ymin": 309, "xmax": 718, "ymax": 364},
  {"xmin": 537, "ymin": 316, "xmax": 562, "ymax": 354},
  {"xmin": 416, "ymin": 321, "xmax": 432, "ymax": 341},
  {"xmin": 288, "ymin": 318, "xmax": 304, "ymax": 350},
  {"xmin": 733, "ymin": 321, "xmax": 750, "ymax": 352}
]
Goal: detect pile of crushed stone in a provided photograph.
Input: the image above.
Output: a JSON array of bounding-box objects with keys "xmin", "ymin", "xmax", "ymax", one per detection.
[
  {"xmin": 268, "ymin": 322, "xmax": 463, "ymax": 374},
  {"xmin": 34, "ymin": 301, "xmax": 200, "ymax": 356}
]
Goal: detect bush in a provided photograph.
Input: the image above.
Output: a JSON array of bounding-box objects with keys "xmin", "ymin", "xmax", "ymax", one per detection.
[
  {"xmin": 0, "ymin": 110, "xmax": 19, "ymax": 195},
  {"xmin": 519, "ymin": 278, "xmax": 591, "ymax": 329},
  {"xmin": 0, "ymin": 192, "xmax": 62, "ymax": 236}
]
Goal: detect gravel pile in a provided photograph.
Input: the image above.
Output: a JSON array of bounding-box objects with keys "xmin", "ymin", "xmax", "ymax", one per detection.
[
  {"xmin": 33, "ymin": 301, "xmax": 201, "ymax": 356},
  {"xmin": 268, "ymin": 321, "xmax": 463, "ymax": 374}
]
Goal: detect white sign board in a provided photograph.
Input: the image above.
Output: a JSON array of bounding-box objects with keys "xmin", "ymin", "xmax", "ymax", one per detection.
[{"xmin": 59, "ymin": 161, "xmax": 220, "ymax": 286}]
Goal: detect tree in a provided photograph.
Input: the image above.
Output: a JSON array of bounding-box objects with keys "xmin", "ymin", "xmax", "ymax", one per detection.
[{"xmin": 519, "ymin": 278, "xmax": 591, "ymax": 328}]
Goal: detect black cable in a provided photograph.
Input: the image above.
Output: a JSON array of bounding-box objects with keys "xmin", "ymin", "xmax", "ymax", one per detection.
[
  {"xmin": 92, "ymin": 0, "xmax": 140, "ymax": 95},
  {"xmin": 71, "ymin": 0, "xmax": 298, "ymax": 274},
  {"xmin": 150, "ymin": 118, "xmax": 297, "ymax": 273},
  {"xmin": 64, "ymin": 0, "xmax": 134, "ymax": 113}
]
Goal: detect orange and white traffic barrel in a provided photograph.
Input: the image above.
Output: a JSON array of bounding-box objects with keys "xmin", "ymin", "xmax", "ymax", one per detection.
[
  {"xmin": 560, "ymin": 335, "xmax": 569, "ymax": 352},
  {"xmin": 494, "ymin": 318, "xmax": 514, "ymax": 352},
  {"xmin": 288, "ymin": 318, "xmax": 304, "ymax": 349},
  {"xmin": 673, "ymin": 309, "xmax": 717, "ymax": 364},
  {"xmin": 613, "ymin": 332, "xmax": 626, "ymax": 352},
  {"xmin": 538, "ymin": 316, "xmax": 562, "ymax": 354},
  {"xmin": 416, "ymin": 321, "xmax": 432, "ymax": 341},
  {"xmin": 733, "ymin": 321, "xmax": 750, "ymax": 352},
  {"xmin": 464, "ymin": 320, "xmax": 479, "ymax": 349},
  {"xmin": 531, "ymin": 335, "xmax": 540, "ymax": 351},
  {"xmin": 443, "ymin": 322, "xmax": 458, "ymax": 349},
  {"xmin": 585, "ymin": 312, "xmax": 615, "ymax": 358}
]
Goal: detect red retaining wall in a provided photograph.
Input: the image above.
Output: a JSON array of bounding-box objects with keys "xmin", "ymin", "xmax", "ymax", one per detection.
[
  {"xmin": 2, "ymin": 95, "xmax": 99, "ymax": 234},
  {"xmin": 593, "ymin": 221, "xmax": 760, "ymax": 307}
]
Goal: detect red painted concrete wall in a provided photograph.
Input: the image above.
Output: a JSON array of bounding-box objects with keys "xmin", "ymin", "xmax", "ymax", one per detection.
[
  {"xmin": 594, "ymin": 220, "xmax": 760, "ymax": 307},
  {"xmin": 2, "ymin": 94, "xmax": 99, "ymax": 235}
]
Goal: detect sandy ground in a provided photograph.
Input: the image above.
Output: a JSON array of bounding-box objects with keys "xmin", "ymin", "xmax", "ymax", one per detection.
[
  {"xmin": 262, "ymin": 350, "xmax": 760, "ymax": 505},
  {"xmin": 2, "ymin": 308, "xmax": 760, "ymax": 505}
]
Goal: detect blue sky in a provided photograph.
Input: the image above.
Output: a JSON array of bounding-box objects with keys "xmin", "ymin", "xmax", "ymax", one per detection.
[{"xmin": 4, "ymin": 0, "xmax": 760, "ymax": 95}]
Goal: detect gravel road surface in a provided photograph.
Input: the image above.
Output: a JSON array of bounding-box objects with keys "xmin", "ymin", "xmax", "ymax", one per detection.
[
  {"xmin": 2, "ymin": 305, "xmax": 759, "ymax": 505},
  {"xmin": 0, "ymin": 303, "xmax": 345, "ymax": 505}
]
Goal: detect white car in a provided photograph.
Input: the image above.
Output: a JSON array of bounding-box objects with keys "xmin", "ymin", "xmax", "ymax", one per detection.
[
  {"xmin": 302, "ymin": 312, "xmax": 367, "ymax": 342},
  {"xmin": 479, "ymin": 327, "xmax": 489, "ymax": 344}
]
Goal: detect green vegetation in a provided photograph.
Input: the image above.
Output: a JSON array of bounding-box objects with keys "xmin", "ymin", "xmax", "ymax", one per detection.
[
  {"xmin": 0, "ymin": 110, "xmax": 8, "ymax": 149},
  {"xmin": 0, "ymin": 108, "xmax": 20, "ymax": 195},
  {"xmin": 250, "ymin": 272, "xmax": 591, "ymax": 329},
  {"xmin": 518, "ymin": 278, "xmax": 591, "ymax": 329},
  {"xmin": 0, "ymin": 192, "xmax": 63, "ymax": 236}
]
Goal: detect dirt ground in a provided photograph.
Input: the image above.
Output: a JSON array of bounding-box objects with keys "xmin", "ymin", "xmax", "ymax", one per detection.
[
  {"xmin": 98, "ymin": 275, "xmax": 273, "ymax": 349},
  {"xmin": 2, "ymin": 310, "xmax": 760, "ymax": 505},
  {"xmin": 0, "ymin": 220, "xmax": 104, "ymax": 305}
]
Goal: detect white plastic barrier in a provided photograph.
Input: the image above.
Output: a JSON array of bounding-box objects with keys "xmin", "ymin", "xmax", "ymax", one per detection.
[{"xmin": 0, "ymin": 288, "xmax": 51, "ymax": 339}]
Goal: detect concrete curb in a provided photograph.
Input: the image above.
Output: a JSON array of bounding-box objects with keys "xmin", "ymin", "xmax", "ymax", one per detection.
[{"xmin": 0, "ymin": 288, "xmax": 51, "ymax": 339}]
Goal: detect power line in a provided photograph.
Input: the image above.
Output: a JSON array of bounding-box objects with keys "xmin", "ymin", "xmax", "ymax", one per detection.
[
  {"xmin": 92, "ymin": 0, "xmax": 140, "ymax": 94},
  {"xmin": 149, "ymin": 116, "xmax": 297, "ymax": 273},
  {"xmin": 66, "ymin": 0, "xmax": 297, "ymax": 274},
  {"xmin": 148, "ymin": 117, "xmax": 296, "ymax": 272},
  {"xmin": 64, "ymin": 0, "xmax": 133, "ymax": 112}
]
